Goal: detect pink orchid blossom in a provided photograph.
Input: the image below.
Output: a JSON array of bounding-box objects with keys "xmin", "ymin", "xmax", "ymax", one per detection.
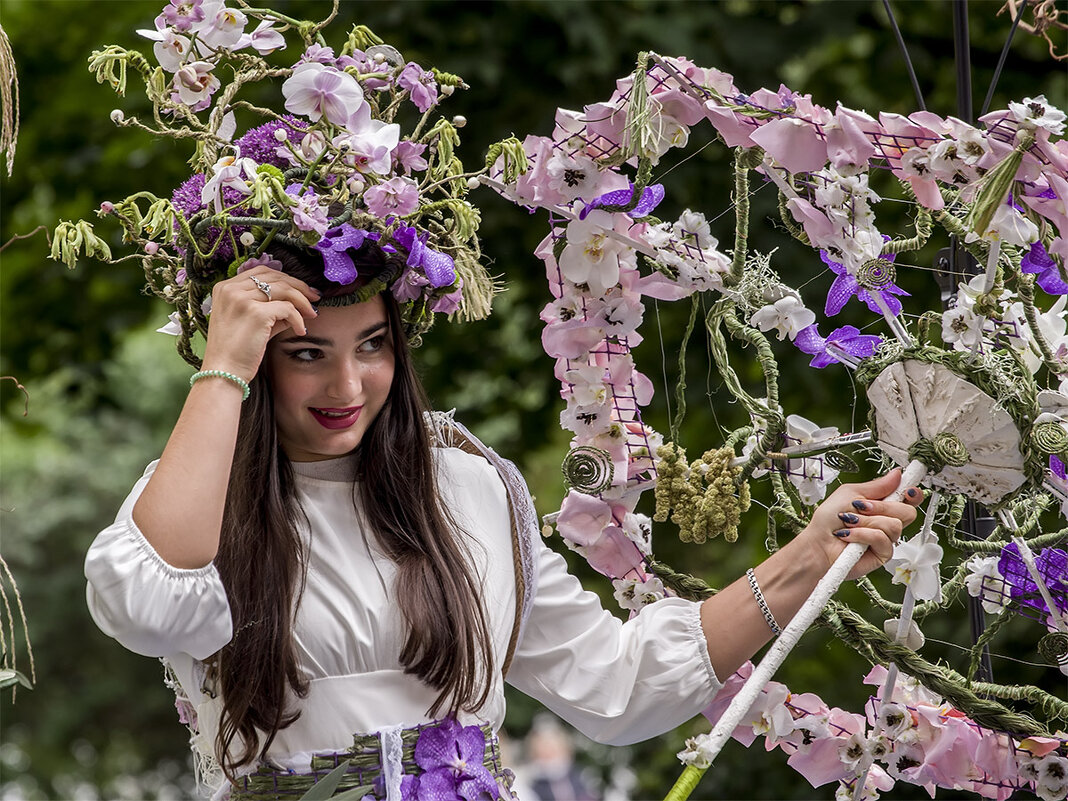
[
  {"xmin": 236, "ymin": 19, "xmax": 285, "ymax": 55},
  {"xmin": 541, "ymin": 318, "xmax": 606, "ymax": 360},
  {"xmin": 397, "ymin": 62, "xmax": 439, "ymax": 112},
  {"xmin": 192, "ymin": 0, "xmax": 247, "ymax": 50},
  {"xmin": 158, "ymin": 0, "xmax": 205, "ymax": 32},
  {"xmin": 785, "ymin": 197, "xmax": 838, "ymax": 248},
  {"xmin": 364, "ymin": 176, "xmax": 419, "ymax": 218},
  {"xmin": 555, "ymin": 491, "xmax": 612, "ymax": 547},
  {"xmin": 339, "ymin": 104, "xmax": 401, "ymax": 174},
  {"xmin": 200, "ymin": 151, "xmax": 256, "ymax": 213},
  {"xmin": 173, "ymin": 61, "xmax": 220, "ymax": 109},
  {"xmin": 283, "ymin": 61, "xmax": 365, "ymax": 126},
  {"xmin": 393, "ymin": 140, "xmax": 428, "ymax": 175},
  {"xmin": 137, "ymin": 25, "xmax": 192, "ymax": 72}
]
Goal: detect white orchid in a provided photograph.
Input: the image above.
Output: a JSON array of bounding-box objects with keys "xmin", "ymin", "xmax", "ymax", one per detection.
[
  {"xmin": 200, "ymin": 151, "xmax": 257, "ymax": 213},
  {"xmin": 964, "ymin": 555, "xmax": 1009, "ymax": 615},
  {"xmin": 559, "ymin": 210, "xmax": 626, "ymax": 297},
  {"xmin": 545, "ymin": 152, "xmax": 602, "ymax": 202},
  {"xmin": 884, "ymin": 534, "xmax": 944, "ymax": 602},
  {"xmin": 750, "ymin": 295, "xmax": 816, "ymax": 341}
]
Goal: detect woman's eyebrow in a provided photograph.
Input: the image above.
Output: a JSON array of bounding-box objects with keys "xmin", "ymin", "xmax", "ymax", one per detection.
[
  {"xmin": 357, "ymin": 321, "xmax": 389, "ymax": 340},
  {"xmin": 278, "ymin": 334, "xmax": 332, "ymax": 346}
]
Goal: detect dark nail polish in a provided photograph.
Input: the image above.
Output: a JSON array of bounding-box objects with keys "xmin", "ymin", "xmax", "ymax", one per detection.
[
  {"xmin": 906, "ymin": 488, "xmax": 918, "ymax": 498},
  {"xmin": 852, "ymin": 500, "xmax": 870, "ymax": 511},
  {"xmin": 834, "ymin": 529, "xmax": 849, "ymax": 538},
  {"xmin": 838, "ymin": 512, "xmax": 859, "ymax": 524}
]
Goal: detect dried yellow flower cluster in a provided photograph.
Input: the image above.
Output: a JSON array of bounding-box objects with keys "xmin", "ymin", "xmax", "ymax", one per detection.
[{"xmin": 653, "ymin": 442, "xmax": 751, "ymax": 544}]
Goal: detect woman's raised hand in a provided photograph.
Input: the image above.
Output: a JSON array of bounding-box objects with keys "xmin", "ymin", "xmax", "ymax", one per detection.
[
  {"xmin": 200, "ymin": 267, "xmax": 321, "ymax": 382},
  {"xmin": 798, "ymin": 469, "xmax": 924, "ymax": 581}
]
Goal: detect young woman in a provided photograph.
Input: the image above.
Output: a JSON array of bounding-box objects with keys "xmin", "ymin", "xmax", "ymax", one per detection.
[{"xmin": 85, "ymin": 242, "xmax": 922, "ymax": 800}]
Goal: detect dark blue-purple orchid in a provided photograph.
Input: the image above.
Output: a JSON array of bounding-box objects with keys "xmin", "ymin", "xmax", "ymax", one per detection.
[
  {"xmin": 998, "ymin": 541, "xmax": 1068, "ymax": 618},
  {"xmin": 579, "ymin": 182, "xmax": 665, "ymax": 220},
  {"xmin": 794, "ymin": 323, "xmax": 882, "ymax": 368},
  {"xmin": 313, "ymin": 223, "xmax": 370, "ymax": 284},
  {"xmin": 821, "ymin": 247, "xmax": 909, "ymax": 317},
  {"xmin": 1052, "ymin": 454, "xmax": 1066, "ymax": 481},
  {"xmin": 400, "ymin": 718, "xmax": 499, "ymax": 801},
  {"xmin": 1021, "ymin": 241, "xmax": 1068, "ymax": 295},
  {"xmin": 392, "ymin": 225, "xmax": 456, "ymax": 288}
]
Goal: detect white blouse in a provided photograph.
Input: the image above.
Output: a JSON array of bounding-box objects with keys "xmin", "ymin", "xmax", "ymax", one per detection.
[{"xmin": 85, "ymin": 444, "xmax": 721, "ymax": 790}]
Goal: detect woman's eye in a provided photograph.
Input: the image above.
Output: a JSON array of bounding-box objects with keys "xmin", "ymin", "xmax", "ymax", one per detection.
[
  {"xmin": 359, "ymin": 335, "xmax": 386, "ymax": 353},
  {"xmin": 289, "ymin": 348, "xmax": 321, "ymax": 362}
]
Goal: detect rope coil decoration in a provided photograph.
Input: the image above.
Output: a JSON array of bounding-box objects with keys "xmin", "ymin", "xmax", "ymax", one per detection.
[{"xmin": 561, "ymin": 446, "xmax": 614, "ymax": 494}]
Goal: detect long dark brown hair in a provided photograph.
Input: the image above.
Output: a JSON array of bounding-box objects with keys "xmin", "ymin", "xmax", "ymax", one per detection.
[{"xmin": 211, "ymin": 243, "xmax": 493, "ymax": 779}]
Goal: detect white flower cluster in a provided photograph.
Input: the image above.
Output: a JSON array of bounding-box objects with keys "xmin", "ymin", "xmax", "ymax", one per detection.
[
  {"xmin": 643, "ymin": 209, "xmax": 732, "ymax": 292},
  {"xmin": 612, "ymin": 574, "xmax": 666, "ymax": 612}
]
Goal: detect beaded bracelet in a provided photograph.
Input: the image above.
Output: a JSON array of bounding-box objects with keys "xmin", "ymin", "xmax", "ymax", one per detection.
[
  {"xmin": 746, "ymin": 568, "xmax": 782, "ymax": 636},
  {"xmin": 190, "ymin": 369, "xmax": 251, "ymax": 401}
]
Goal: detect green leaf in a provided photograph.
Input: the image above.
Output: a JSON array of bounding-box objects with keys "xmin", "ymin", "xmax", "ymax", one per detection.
[
  {"xmin": 0, "ymin": 669, "xmax": 34, "ymax": 691},
  {"xmin": 296, "ymin": 760, "xmax": 351, "ymax": 801}
]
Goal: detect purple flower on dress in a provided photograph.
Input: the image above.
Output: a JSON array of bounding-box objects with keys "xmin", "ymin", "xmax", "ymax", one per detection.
[
  {"xmin": 400, "ymin": 719, "xmax": 499, "ymax": 801},
  {"xmin": 821, "ymin": 247, "xmax": 909, "ymax": 317},
  {"xmin": 998, "ymin": 541, "xmax": 1068, "ymax": 617},
  {"xmin": 392, "ymin": 226, "xmax": 456, "ymax": 288},
  {"xmin": 794, "ymin": 323, "xmax": 882, "ymax": 368},
  {"xmin": 1021, "ymin": 241, "xmax": 1068, "ymax": 295},
  {"xmin": 579, "ymin": 183, "xmax": 664, "ymax": 220},
  {"xmin": 313, "ymin": 223, "xmax": 370, "ymax": 284}
]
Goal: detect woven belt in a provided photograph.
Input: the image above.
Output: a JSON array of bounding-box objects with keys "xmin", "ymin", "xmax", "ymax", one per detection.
[{"xmin": 230, "ymin": 719, "xmax": 515, "ymax": 800}]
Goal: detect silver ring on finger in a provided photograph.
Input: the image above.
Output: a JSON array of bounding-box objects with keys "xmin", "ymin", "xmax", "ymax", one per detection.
[{"xmin": 249, "ymin": 275, "xmax": 272, "ymax": 300}]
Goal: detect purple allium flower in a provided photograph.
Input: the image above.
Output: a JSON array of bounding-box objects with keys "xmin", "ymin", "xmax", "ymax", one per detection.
[
  {"xmin": 795, "ymin": 323, "xmax": 882, "ymax": 368},
  {"xmin": 397, "ymin": 62, "xmax": 438, "ymax": 113},
  {"xmin": 234, "ymin": 116, "xmax": 307, "ymax": 167},
  {"xmin": 821, "ymin": 247, "xmax": 909, "ymax": 317},
  {"xmin": 580, "ymin": 182, "xmax": 665, "ymax": 220},
  {"xmin": 313, "ymin": 224, "xmax": 369, "ymax": 284},
  {"xmin": 1021, "ymin": 241, "xmax": 1068, "ymax": 295},
  {"xmin": 399, "ymin": 718, "xmax": 499, "ymax": 801},
  {"xmin": 393, "ymin": 225, "xmax": 456, "ymax": 288},
  {"xmin": 170, "ymin": 172, "xmax": 250, "ymax": 260}
]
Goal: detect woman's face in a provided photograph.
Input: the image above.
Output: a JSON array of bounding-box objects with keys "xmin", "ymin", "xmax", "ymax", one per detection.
[{"xmin": 266, "ymin": 295, "xmax": 395, "ymax": 462}]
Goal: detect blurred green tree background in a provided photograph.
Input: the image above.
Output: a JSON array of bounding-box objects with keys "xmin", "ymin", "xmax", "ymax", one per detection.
[{"xmin": 1, "ymin": 1, "xmax": 1063, "ymax": 799}]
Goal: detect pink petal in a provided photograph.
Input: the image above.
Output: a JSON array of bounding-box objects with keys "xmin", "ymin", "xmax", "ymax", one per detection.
[
  {"xmin": 556, "ymin": 491, "xmax": 613, "ymax": 546},
  {"xmin": 750, "ymin": 117, "xmax": 827, "ymax": 174},
  {"xmin": 704, "ymin": 103, "xmax": 758, "ymax": 148}
]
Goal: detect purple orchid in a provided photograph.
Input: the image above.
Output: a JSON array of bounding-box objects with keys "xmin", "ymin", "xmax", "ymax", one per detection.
[
  {"xmin": 392, "ymin": 226, "xmax": 456, "ymax": 288},
  {"xmin": 400, "ymin": 718, "xmax": 499, "ymax": 801},
  {"xmin": 1052, "ymin": 454, "xmax": 1066, "ymax": 480},
  {"xmin": 794, "ymin": 324, "xmax": 882, "ymax": 368},
  {"xmin": 313, "ymin": 223, "xmax": 369, "ymax": 284},
  {"xmin": 1021, "ymin": 241, "xmax": 1068, "ymax": 295},
  {"xmin": 998, "ymin": 541, "xmax": 1068, "ymax": 617},
  {"xmin": 821, "ymin": 248, "xmax": 909, "ymax": 317},
  {"xmin": 579, "ymin": 182, "xmax": 665, "ymax": 220}
]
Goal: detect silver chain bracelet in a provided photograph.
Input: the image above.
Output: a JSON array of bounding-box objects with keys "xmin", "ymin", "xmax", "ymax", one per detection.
[{"xmin": 746, "ymin": 568, "xmax": 782, "ymax": 636}]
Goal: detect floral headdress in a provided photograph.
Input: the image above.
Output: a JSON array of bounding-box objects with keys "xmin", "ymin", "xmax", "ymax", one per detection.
[{"xmin": 49, "ymin": 0, "xmax": 527, "ymax": 365}]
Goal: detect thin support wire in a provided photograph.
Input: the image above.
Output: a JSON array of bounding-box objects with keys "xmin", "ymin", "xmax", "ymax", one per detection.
[
  {"xmin": 881, "ymin": 0, "xmax": 928, "ymax": 111},
  {"xmin": 980, "ymin": 0, "xmax": 1032, "ymax": 117}
]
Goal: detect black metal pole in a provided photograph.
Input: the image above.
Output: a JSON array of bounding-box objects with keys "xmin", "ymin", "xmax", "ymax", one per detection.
[{"xmin": 945, "ymin": 0, "xmax": 995, "ymax": 684}]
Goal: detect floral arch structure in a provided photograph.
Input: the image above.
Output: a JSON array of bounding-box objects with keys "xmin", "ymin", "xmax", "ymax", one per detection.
[{"xmin": 488, "ymin": 51, "xmax": 1068, "ymax": 801}]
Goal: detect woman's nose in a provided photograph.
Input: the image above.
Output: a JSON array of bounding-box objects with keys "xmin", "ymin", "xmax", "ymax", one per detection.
[{"xmin": 326, "ymin": 359, "xmax": 362, "ymax": 398}]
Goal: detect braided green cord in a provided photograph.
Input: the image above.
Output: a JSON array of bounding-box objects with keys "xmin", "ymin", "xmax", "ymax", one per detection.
[
  {"xmin": 645, "ymin": 558, "xmax": 717, "ymax": 601},
  {"xmin": 880, "ymin": 203, "xmax": 932, "ymax": 256},
  {"xmin": 967, "ymin": 606, "xmax": 1018, "ymax": 684},
  {"xmin": 726, "ymin": 147, "xmax": 763, "ymax": 286},
  {"xmin": 778, "ymin": 191, "xmax": 809, "ymax": 245},
  {"xmin": 822, "ymin": 601, "xmax": 1065, "ymax": 734},
  {"xmin": 670, "ymin": 296, "xmax": 700, "ymax": 444}
]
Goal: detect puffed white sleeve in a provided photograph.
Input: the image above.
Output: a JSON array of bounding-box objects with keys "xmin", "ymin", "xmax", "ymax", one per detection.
[
  {"xmin": 505, "ymin": 539, "xmax": 722, "ymax": 746},
  {"xmin": 84, "ymin": 460, "xmax": 233, "ymax": 660}
]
